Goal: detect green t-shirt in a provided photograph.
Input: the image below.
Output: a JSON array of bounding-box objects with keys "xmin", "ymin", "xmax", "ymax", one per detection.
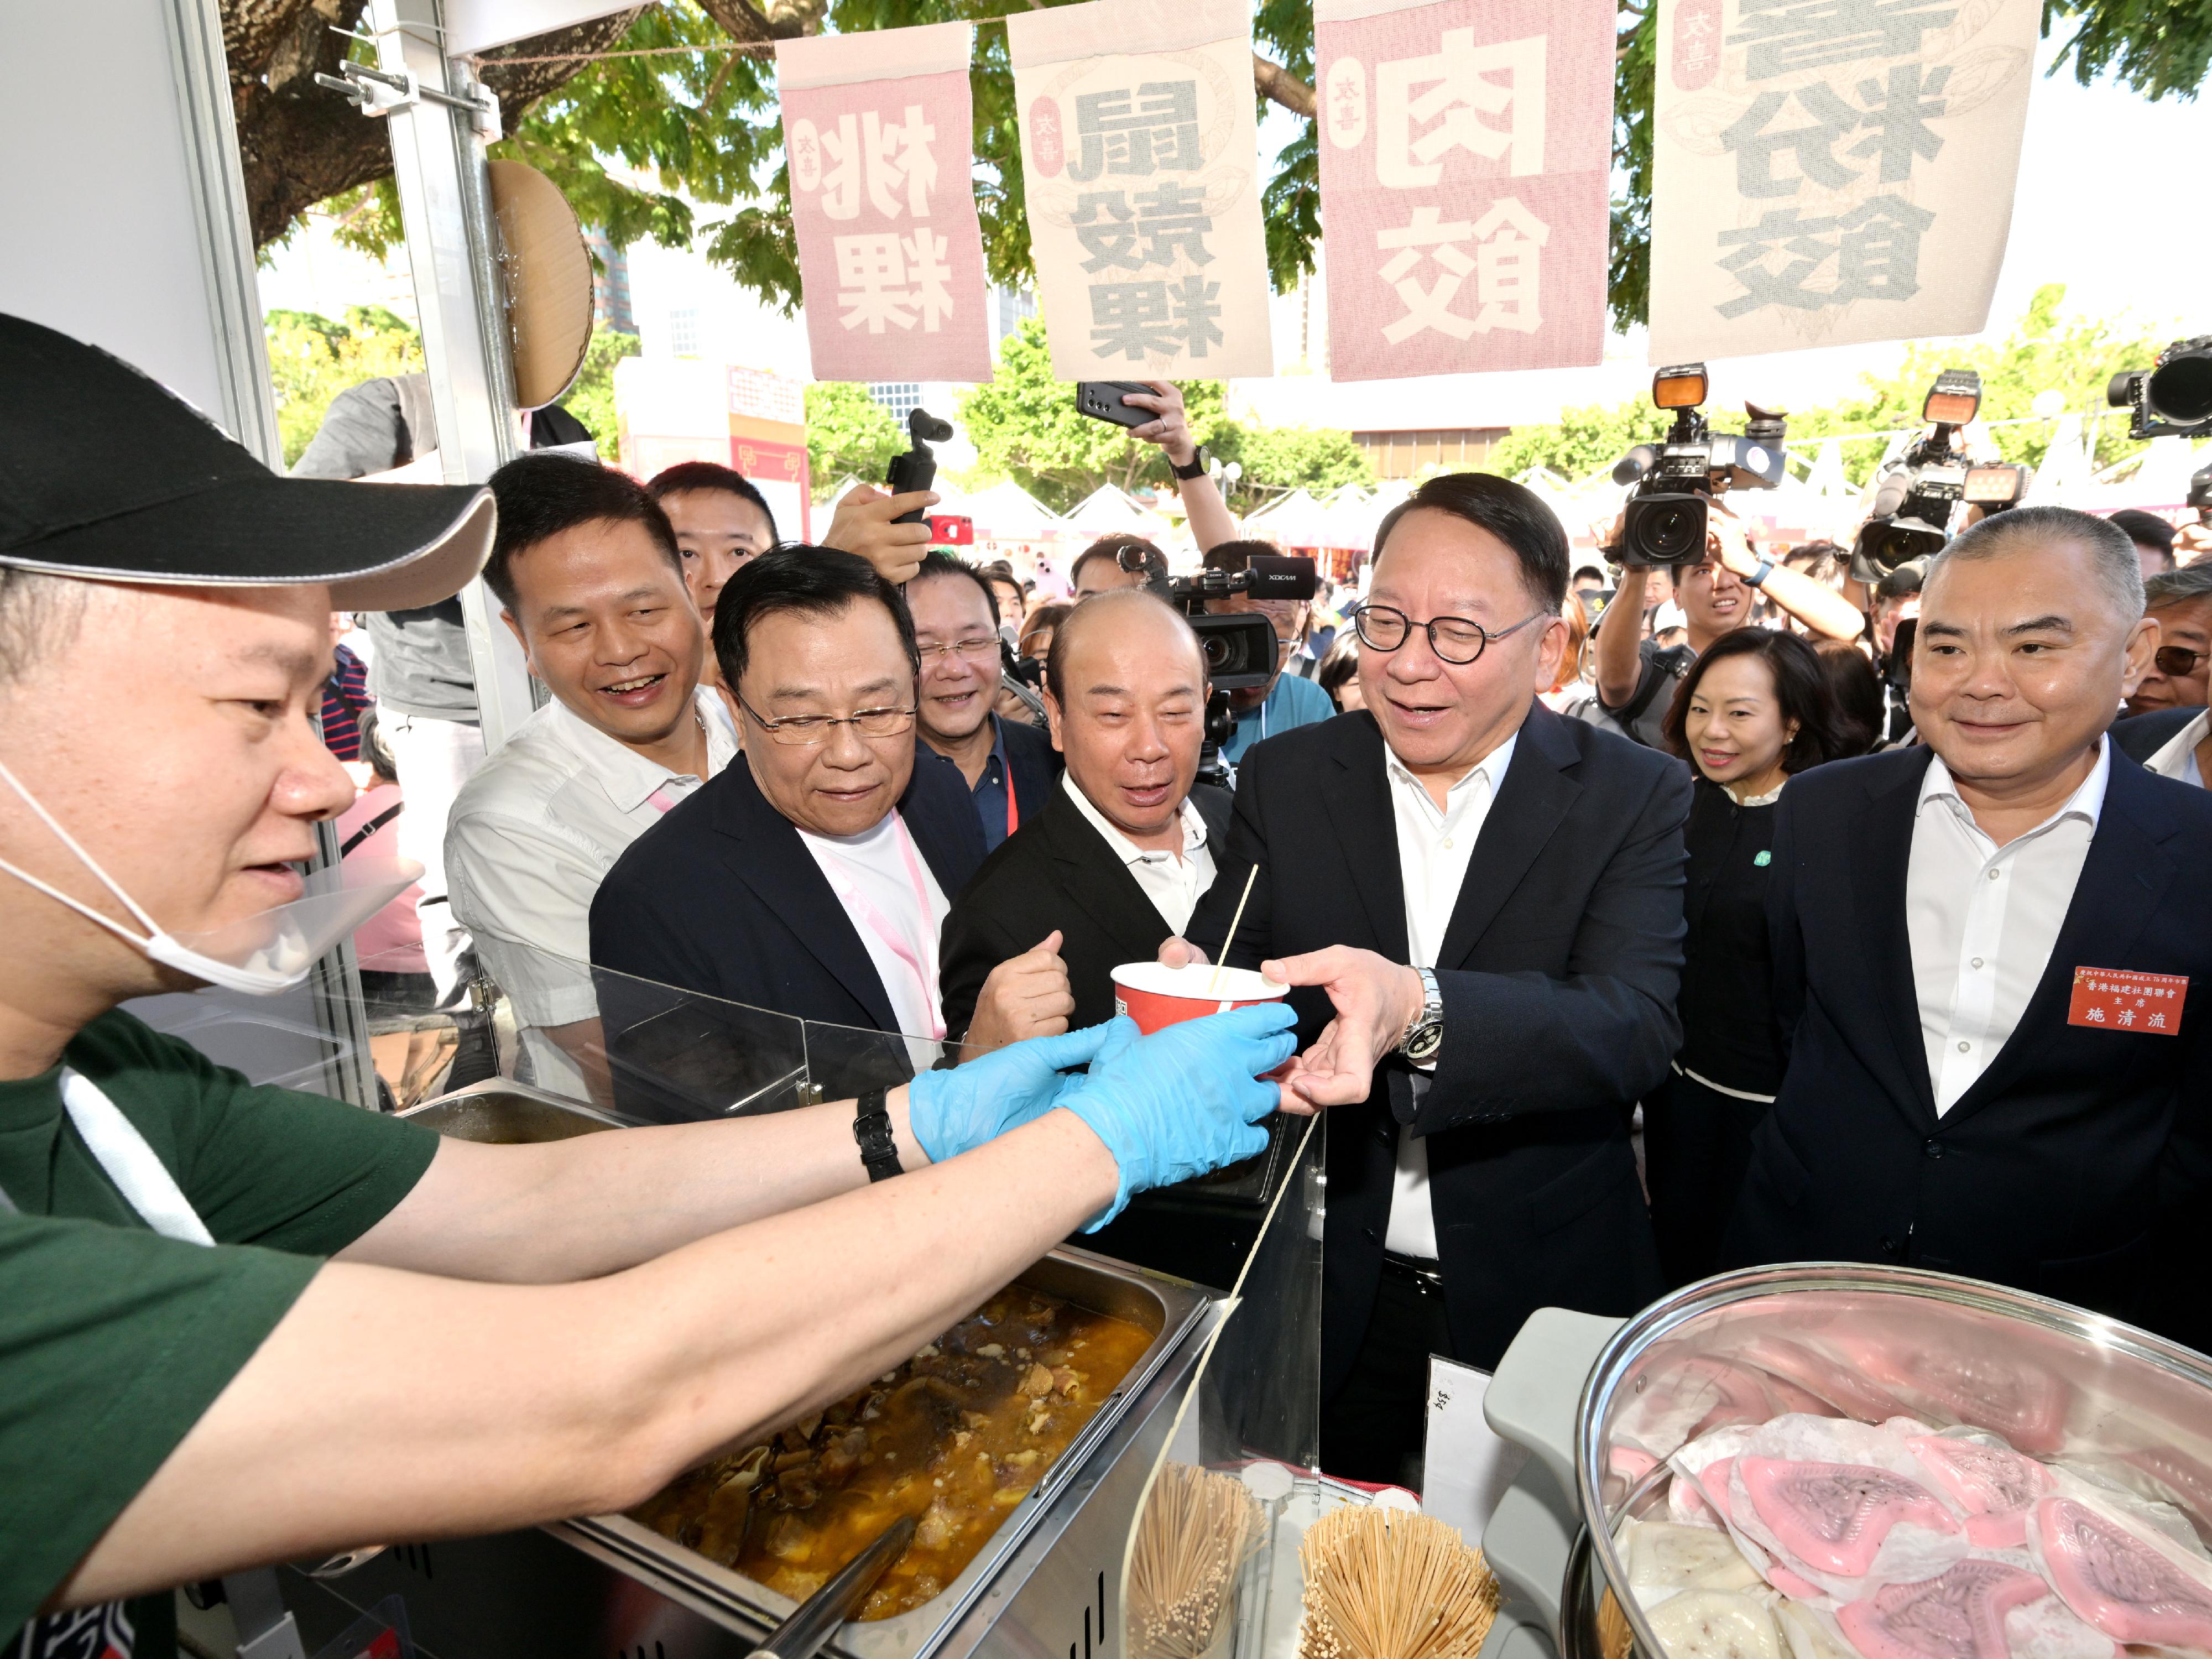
[{"xmin": 1, "ymin": 1010, "xmax": 440, "ymax": 1657}]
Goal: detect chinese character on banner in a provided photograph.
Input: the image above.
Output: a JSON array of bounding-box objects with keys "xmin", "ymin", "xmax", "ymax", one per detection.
[
  {"xmin": 1007, "ymin": 0, "xmax": 1274, "ymax": 379},
  {"xmin": 778, "ymin": 23, "xmax": 992, "ymax": 381},
  {"xmin": 1648, "ymin": 0, "xmax": 2039, "ymax": 359},
  {"xmin": 1315, "ymin": 0, "xmax": 1611, "ymax": 381}
]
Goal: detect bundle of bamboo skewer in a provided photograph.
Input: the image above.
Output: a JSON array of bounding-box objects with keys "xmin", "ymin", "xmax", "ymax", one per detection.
[
  {"xmin": 1129, "ymin": 1462, "xmax": 1269, "ymax": 1659},
  {"xmin": 1298, "ymin": 1505, "xmax": 1501, "ymax": 1659}
]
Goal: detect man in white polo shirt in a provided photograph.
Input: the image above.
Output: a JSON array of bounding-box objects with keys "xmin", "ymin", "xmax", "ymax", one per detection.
[{"xmin": 446, "ymin": 455, "xmax": 737, "ymax": 1100}]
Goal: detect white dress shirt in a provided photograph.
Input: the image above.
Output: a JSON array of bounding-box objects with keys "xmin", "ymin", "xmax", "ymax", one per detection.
[
  {"xmin": 446, "ymin": 687, "xmax": 737, "ymax": 1093},
  {"xmin": 799, "ymin": 811, "xmax": 951, "ymax": 1057},
  {"xmin": 1061, "ymin": 772, "xmax": 1217, "ymax": 934},
  {"xmin": 1907, "ymin": 740, "xmax": 2108, "ymax": 1116},
  {"xmin": 1383, "ymin": 732, "xmax": 1517, "ymax": 1259},
  {"xmin": 2146, "ymin": 708, "xmax": 2209, "ymax": 788}
]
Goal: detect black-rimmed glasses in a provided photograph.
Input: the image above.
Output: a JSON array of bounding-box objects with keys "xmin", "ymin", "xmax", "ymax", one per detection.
[
  {"xmin": 1353, "ymin": 603, "xmax": 1544, "ymax": 666},
  {"xmin": 737, "ymin": 696, "xmax": 917, "ymax": 747}
]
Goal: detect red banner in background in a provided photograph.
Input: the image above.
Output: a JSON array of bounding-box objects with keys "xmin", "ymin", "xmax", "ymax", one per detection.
[
  {"xmin": 777, "ymin": 23, "xmax": 994, "ymax": 383},
  {"xmin": 1314, "ymin": 0, "xmax": 1612, "ymax": 381}
]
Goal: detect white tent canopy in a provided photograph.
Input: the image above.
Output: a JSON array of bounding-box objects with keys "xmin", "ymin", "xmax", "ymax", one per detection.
[{"xmin": 1063, "ymin": 482, "xmax": 1173, "ymax": 540}]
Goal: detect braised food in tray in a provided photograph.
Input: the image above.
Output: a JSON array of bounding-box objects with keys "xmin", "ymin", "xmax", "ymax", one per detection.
[{"xmin": 632, "ymin": 1285, "xmax": 1153, "ymax": 1619}]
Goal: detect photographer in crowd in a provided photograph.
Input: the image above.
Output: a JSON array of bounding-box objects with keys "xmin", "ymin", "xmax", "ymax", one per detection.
[
  {"xmin": 1644, "ymin": 629, "xmax": 1850, "ymax": 1285},
  {"xmin": 906, "ymin": 552, "xmax": 1061, "ymax": 851},
  {"xmin": 1204, "ymin": 540, "xmax": 1340, "ymax": 764},
  {"xmin": 1593, "ymin": 505, "xmax": 1862, "ymax": 748},
  {"xmin": 1723, "ymin": 506, "xmax": 2212, "ymax": 1348}
]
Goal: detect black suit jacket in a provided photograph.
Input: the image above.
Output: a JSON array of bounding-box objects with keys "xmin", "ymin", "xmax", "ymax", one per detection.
[
  {"xmin": 1000, "ymin": 716, "xmax": 1063, "ymax": 830},
  {"xmin": 1723, "ymin": 745, "xmax": 2212, "ymax": 1347},
  {"xmin": 588, "ymin": 739, "xmax": 987, "ymax": 1116},
  {"xmin": 1189, "ymin": 703, "xmax": 1689, "ymax": 1388},
  {"xmin": 2110, "ymin": 706, "xmax": 2201, "ymax": 766},
  {"xmin": 938, "ymin": 778, "xmax": 1232, "ymax": 1039}
]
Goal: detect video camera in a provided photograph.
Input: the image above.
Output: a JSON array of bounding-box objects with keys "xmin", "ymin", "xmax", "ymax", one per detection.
[
  {"xmin": 2107, "ymin": 337, "xmax": 2212, "ymax": 441},
  {"xmin": 885, "ymin": 406, "xmax": 955, "ymax": 525},
  {"xmin": 1611, "ymin": 363, "xmax": 1788, "ymax": 566},
  {"xmin": 1849, "ymin": 371, "xmax": 2032, "ymax": 582},
  {"xmin": 1119, "ymin": 545, "xmax": 1317, "ymax": 789}
]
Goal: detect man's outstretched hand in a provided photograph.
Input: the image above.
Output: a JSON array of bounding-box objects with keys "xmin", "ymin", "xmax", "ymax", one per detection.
[{"xmin": 1262, "ymin": 946, "xmax": 1425, "ymax": 1109}]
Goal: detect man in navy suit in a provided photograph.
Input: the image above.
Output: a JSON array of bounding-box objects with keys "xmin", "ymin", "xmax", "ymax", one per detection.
[
  {"xmin": 591, "ymin": 549, "xmax": 1072, "ymax": 1113},
  {"xmin": 1725, "ymin": 507, "xmax": 2212, "ymax": 1349},
  {"xmin": 1163, "ymin": 473, "xmax": 1689, "ymax": 1485}
]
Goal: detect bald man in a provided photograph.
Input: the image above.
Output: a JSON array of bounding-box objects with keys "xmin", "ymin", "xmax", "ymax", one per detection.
[
  {"xmin": 940, "ymin": 589, "xmax": 1229, "ymax": 1041},
  {"xmin": 1724, "ymin": 505, "xmax": 2212, "ymax": 1348}
]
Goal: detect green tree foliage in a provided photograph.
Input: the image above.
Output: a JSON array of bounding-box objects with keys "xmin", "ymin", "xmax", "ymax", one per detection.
[
  {"xmin": 562, "ymin": 326, "xmax": 644, "ymax": 457},
  {"xmin": 805, "ymin": 381, "xmax": 907, "ymax": 486},
  {"xmin": 264, "ymin": 305, "xmax": 423, "ymax": 467},
  {"xmin": 257, "ymin": 0, "xmax": 2199, "ymax": 335},
  {"xmin": 1492, "ymin": 287, "xmax": 2174, "ymax": 487},
  {"xmin": 1215, "ymin": 425, "xmax": 1376, "ymax": 500}
]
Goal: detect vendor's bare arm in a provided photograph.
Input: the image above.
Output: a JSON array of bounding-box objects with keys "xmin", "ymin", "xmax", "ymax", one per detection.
[
  {"xmin": 51, "ymin": 1109, "xmax": 1119, "ymax": 1611},
  {"xmin": 337, "ymin": 1086, "xmax": 934, "ymax": 1282}
]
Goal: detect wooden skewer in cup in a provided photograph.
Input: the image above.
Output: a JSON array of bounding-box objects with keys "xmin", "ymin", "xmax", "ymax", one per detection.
[{"xmin": 1206, "ymin": 865, "xmax": 1261, "ymax": 999}]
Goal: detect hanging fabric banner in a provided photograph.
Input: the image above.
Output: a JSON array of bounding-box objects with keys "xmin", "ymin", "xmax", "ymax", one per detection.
[
  {"xmin": 777, "ymin": 23, "xmax": 994, "ymax": 383},
  {"xmin": 1313, "ymin": 0, "xmax": 1613, "ymax": 381},
  {"xmin": 1648, "ymin": 0, "xmax": 2038, "ymax": 361},
  {"xmin": 1006, "ymin": 0, "xmax": 1275, "ymax": 380}
]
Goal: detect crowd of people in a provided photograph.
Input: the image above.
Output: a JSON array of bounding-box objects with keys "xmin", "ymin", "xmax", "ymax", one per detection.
[
  {"xmin": 284, "ymin": 367, "xmax": 2212, "ymax": 1495},
  {"xmin": 4, "ymin": 307, "xmax": 2210, "ymax": 1650}
]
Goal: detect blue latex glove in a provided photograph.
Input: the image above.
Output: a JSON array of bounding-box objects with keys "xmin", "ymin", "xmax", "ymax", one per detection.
[
  {"xmin": 1055, "ymin": 1004, "xmax": 1300, "ymax": 1229},
  {"xmin": 906, "ymin": 1022, "xmax": 1123, "ymax": 1164}
]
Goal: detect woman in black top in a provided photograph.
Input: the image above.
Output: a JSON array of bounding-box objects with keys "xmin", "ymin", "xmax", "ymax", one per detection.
[{"xmin": 1645, "ymin": 628, "xmax": 1849, "ymax": 1286}]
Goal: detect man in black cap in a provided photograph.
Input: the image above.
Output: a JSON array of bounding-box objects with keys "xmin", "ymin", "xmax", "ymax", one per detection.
[{"xmin": 0, "ymin": 313, "xmax": 1300, "ymax": 1659}]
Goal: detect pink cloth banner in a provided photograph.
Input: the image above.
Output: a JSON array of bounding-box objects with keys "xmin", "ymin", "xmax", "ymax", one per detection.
[
  {"xmin": 1315, "ymin": 0, "xmax": 1612, "ymax": 381},
  {"xmin": 778, "ymin": 23, "xmax": 994, "ymax": 382}
]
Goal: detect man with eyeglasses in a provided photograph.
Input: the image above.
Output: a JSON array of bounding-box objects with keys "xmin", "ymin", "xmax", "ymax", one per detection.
[
  {"xmin": 592, "ymin": 548, "xmax": 1072, "ymax": 1104},
  {"xmin": 1202, "ymin": 540, "xmax": 1339, "ymax": 765},
  {"xmin": 1158, "ymin": 472, "xmax": 1691, "ymax": 1489},
  {"xmin": 2112, "ymin": 565, "xmax": 2212, "ymax": 789},
  {"xmin": 906, "ymin": 552, "xmax": 1063, "ymax": 851}
]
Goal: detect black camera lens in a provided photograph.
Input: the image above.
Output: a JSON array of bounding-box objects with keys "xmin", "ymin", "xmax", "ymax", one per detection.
[
  {"xmin": 1645, "ymin": 505, "xmax": 1702, "ymax": 561},
  {"xmin": 1202, "ymin": 633, "xmax": 1234, "ymax": 671},
  {"xmin": 1876, "ymin": 526, "xmax": 1926, "ymax": 567},
  {"xmin": 2148, "ymin": 354, "xmax": 2212, "ymax": 425}
]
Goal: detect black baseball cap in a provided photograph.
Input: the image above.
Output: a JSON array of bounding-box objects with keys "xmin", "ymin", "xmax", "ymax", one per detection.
[{"xmin": 0, "ymin": 312, "xmax": 494, "ymax": 609}]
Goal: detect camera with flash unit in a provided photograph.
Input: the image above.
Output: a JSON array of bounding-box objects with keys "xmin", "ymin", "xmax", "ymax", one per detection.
[
  {"xmin": 1611, "ymin": 364, "xmax": 1789, "ymax": 566},
  {"xmin": 1850, "ymin": 370, "xmax": 2032, "ymax": 582},
  {"xmin": 2107, "ymin": 337, "xmax": 2212, "ymax": 441}
]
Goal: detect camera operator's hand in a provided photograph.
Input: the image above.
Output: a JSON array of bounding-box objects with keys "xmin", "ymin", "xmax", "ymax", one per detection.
[
  {"xmin": 1119, "ymin": 381, "xmax": 1237, "ymax": 554},
  {"xmin": 964, "ymin": 931, "xmax": 1076, "ymax": 1055},
  {"xmin": 821, "ymin": 482, "xmax": 939, "ymax": 587},
  {"xmin": 2179, "ymin": 520, "xmax": 2212, "ymax": 564},
  {"xmin": 1593, "ymin": 507, "xmax": 1652, "ymax": 707},
  {"xmin": 1706, "ymin": 499, "xmax": 1761, "ymax": 580}
]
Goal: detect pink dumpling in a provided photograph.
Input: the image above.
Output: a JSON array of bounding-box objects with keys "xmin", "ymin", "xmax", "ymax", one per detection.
[
  {"xmin": 1909, "ymin": 1438, "xmax": 2052, "ymax": 1517},
  {"xmin": 2034, "ymin": 1496, "xmax": 2212, "ymax": 1650},
  {"xmin": 1837, "ymin": 1558, "xmax": 2052, "ymax": 1659},
  {"xmin": 1740, "ymin": 1457, "xmax": 1961, "ymax": 1577}
]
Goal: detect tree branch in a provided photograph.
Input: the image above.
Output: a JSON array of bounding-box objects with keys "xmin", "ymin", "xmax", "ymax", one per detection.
[{"xmin": 1253, "ymin": 53, "xmax": 1316, "ymax": 119}]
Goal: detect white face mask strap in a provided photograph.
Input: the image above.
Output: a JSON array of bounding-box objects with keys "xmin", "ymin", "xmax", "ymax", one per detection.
[
  {"xmin": 0, "ymin": 753, "xmax": 165, "ymax": 936},
  {"xmin": 0, "ymin": 853, "xmax": 161, "ymax": 950}
]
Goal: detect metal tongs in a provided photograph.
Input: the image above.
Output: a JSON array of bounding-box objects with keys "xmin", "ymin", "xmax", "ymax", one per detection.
[{"xmin": 751, "ymin": 1512, "xmax": 919, "ymax": 1659}]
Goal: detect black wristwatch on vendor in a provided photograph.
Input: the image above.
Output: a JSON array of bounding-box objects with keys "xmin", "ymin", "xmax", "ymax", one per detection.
[
  {"xmin": 854, "ymin": 1088, "xmax": 902, "ymax": 1181},
  {"xmin": 1398, "ymin": 967, "xmax": 1444, "ymax": 1063}
]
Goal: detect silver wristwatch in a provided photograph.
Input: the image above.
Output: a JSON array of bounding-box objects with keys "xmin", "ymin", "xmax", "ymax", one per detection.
[{"xmin": 1398, "ymin": 967, "xmax": 1444, "ymax": 1063}]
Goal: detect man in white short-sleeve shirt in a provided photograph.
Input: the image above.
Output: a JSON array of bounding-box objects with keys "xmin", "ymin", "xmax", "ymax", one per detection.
[{"xmin": 446, "ymin": 455, "xmax": 736, "ymax": 1100}]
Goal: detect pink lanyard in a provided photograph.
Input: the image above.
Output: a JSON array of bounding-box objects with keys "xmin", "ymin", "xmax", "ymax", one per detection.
[{"xmin": 817, "ymin": 812, "xmax": 945, "ymax": 1041}]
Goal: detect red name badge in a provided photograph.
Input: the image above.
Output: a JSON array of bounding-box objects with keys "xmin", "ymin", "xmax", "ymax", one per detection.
[{"xmin": 2068, "ymin": 967, "xmax": 2188, "ymax": 1035}]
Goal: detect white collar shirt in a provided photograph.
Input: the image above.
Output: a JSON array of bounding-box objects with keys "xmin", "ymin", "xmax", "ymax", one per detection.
[
  {"xmin": 2146, "ymin": 708, "xmax": 2209, "ymax": 789},
  {"xmin": 445, "ymin": 687, "xmax": 737, "ymax": 1093},
  {"xmin": 1382, "ymin": 731, "xmax": 1517, "ymax": 1260},
  {"xmin": 1060, "ymin": 772, "xmax": 1217, "ymax": 935},
  {"xmin": 797, "ymin": 811, "xmax": 950, "ymax": 1061},
  {"xmin": 1907, "ymin": 739, "xmax": 2109, "ymax": 1117}
]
